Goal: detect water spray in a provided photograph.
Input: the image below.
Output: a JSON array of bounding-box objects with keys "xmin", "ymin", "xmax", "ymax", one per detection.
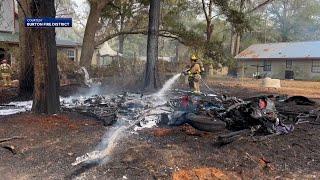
[
  {"xmin": 71, "ymin": 73, "xmax": 182, "ymax": 166},
  {"xmin": 155, "ymin": 73, "xmax": 181, "ymax": 99},
  {"xmin": 72, "ymin": 125, "xmax": 127, "ymax": 166}
]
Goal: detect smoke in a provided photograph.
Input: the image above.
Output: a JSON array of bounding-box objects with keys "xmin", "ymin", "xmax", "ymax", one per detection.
[{"xmin": 83, "ymin": 85, "xmax": 103, "ymax": 97}]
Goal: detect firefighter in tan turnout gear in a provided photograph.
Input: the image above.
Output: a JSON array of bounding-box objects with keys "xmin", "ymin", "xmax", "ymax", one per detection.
[
  {"xmin": 0, "ymin": 59, "xmax": 12, "ymax": 87},
  {"xmin": 183, "ymin": 55, "xmax": 204, "ymax": 94}
]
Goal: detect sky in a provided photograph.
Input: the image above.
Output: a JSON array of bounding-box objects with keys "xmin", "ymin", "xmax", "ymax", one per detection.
[
  {"xmin": 73, "ymin": 0, "xmax": 87, "ymax": 15},
  {"xmin": 72, "ymin": 0, "xmax": 89, "ymax": 27}
]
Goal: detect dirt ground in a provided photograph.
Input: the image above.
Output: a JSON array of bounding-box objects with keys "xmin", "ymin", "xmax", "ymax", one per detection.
[
  {"xmin": 0, "ymin": 78, "xmax": 320, "ymax": 179},
  {"xmin": 207, "ymin": 77, "xmax": 320, "ymax": 99}
]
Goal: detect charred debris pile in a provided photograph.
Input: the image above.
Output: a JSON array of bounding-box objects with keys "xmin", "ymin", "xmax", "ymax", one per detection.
[{"xmin": 60, "ymin": 90, "xmax": 319, "ymax": 142}]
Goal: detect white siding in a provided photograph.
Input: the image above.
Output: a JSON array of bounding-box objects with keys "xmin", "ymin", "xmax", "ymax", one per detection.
[{"xmin": 238, "ymin": 59, "xmax": 320, "ymax": 80}]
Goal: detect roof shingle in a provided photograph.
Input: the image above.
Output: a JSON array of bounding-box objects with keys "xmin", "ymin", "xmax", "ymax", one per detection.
[
  {"xmin": 0, "ymin": 32, "xmax": 80, "ymax": 47},
  {"xmin": 235, "ymin": 41, "xmax": 320, "ymax": 59}
]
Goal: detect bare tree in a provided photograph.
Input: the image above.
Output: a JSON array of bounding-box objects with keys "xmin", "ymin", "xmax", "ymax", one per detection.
[{"xmin": 202, "ymin": 0, "xmax": 214, "ymax": 42}]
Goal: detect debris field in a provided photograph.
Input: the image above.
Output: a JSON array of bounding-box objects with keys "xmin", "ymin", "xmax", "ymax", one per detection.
[{"xmin": 0, "ymin": 84, "xmax": 319, "ymax": 179}]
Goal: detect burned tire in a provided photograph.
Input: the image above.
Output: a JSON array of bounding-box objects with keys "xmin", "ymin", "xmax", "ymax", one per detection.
[{"xmin": 186, "ymin": 113, "xmax": 226, "ymax": 132}]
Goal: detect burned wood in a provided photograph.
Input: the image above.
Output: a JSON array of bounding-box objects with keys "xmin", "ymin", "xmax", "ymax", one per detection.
[
  {"xmin": 0, "ymin": 136, "xmax": 24, "ymax": 143},
  {"xmin": 0, "ymin": 145, "xmax": 17, "ymax": 154},
  {"xmin": 79, "ymin": 110, "xmax": 117, "ymax": 126},
  {"xmin": 226, "ymin": 101, "xmax": 248, "ymax": 112},
  {"xmin": 218, "ymin": 129, "xmax": 251, "ymax": 139},
  {"xmin": 61, "ymin": 100, "xmax": 119, "ymax": 126},
  {"xmin": 216, "ymin": 129, "xmax": 251, "ymax": 146},
  {"xmin": 216, "ymin": 134, "xmax": 243, "ymax": 146}
]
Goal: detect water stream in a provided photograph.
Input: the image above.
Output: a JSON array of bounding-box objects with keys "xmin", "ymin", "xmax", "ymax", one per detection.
[
  {"xmin": 72, "ymin": 73, "xmax": 182, "ymax": 166},
  {"xmin": 0, "ymin": 73, "xmax": 182, "ymax": 166},
  {"xmin": 155, "ymin": 73, "xmax": 181, "ymax": 98}
]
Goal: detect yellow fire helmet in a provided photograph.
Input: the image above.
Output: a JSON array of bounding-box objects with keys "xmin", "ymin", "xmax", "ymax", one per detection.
[{"xmin": 190, "ymin": 54, "xmax": 198, "ymax": 61}]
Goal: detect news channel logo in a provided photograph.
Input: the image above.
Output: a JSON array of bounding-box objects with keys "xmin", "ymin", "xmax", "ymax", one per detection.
[{"xmin": 25, "ymin": 18, "xmax": 72, "ymax": 28}]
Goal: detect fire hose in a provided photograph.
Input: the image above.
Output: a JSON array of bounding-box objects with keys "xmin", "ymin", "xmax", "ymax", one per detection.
[
  {"xmin": 181, "ymin": 70, "xmax": 219, "ymax": 95},
  {"xmin": 200, "ymin": 78, "xmax": 219, "ymax": 95}
]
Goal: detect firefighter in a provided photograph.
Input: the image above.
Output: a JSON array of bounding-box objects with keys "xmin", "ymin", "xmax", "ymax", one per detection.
[
  {"xmin": 0, "ymin": 59, "xmax": 12, "ymax": 87},
  {"xmin": 183, "ymin": 55, "xmax": 204, "ymax": 94}
]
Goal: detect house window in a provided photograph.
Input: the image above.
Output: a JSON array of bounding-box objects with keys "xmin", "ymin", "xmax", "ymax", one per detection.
[
  {"xmin": 286, "ymin": 60, "xmax": 292, "ymax": 69},
  {"xmin": 312, "ymin": 60, "xmax": 320, "ymax": 73},
  {"xmin": 263, "ymin": 60, "xmax": 271, "ymax": 71},
  {"xmin": 100, "ymin": 56, "xmax": 112, "ymax": 66},
  {"xmin": 67, "ymin": 50, "xmax": 75, "ymax": 61}
]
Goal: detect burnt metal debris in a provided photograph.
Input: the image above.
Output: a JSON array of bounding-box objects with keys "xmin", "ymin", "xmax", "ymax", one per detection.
[
  {"xmin": 58, "ymin": 90, "xmax": 319, "ymax": 140},
  {"xmin": 3, "ymin": 89, "xmax": 315, "ymax": 140},
  {"xmin": 61, "ymin": 92, "xmax": 169, "ymax": 127},
  {"xmin": 165, "ymin": 90, "xmax": 318, "ymax": 137},
  {"xmin": 167, "ymin": 92, "xmax": 294, "ymax": 134},
  {"xmin": 61, "ymin": 95, "xmax": 120, "ymax": 126}
]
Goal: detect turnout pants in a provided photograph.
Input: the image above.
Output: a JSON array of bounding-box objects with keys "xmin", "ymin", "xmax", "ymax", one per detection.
[
  {"xmin": 188, "ymin": 74, "xmax": 201, "ymax": 93},
  {"xmin": 1, "ymin": 73, "xmax": 12, "ymax": 86}
]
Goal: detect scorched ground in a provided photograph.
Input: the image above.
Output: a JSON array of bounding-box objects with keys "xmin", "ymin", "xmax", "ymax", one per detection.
[{"xmin": 0, "ymin": 84, "xmax": 319, "ymax": 179}]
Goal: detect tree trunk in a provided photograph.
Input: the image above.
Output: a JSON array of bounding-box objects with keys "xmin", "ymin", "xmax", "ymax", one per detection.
[
  {"xmin": 175, "ymin": 41, "xmax": 179, "ymax": 62},
  {"xmin": 234, "ymin": 0, "xmax": 244, "ymax": 56},
  {"xmin": 144, "ymin": 0, "xmax": 161, "ymax": 90},
  {"xmin": 206, "ymin": 22, "xmax": 213, "ymax": 42},
  {"xmin": 18, "ymin": 0, "xmax": 34, "ymax": 97},
  {"xmin": 230, "ymin": 0, "xmax": 245, "ymax": 57},
  {"xmin": 118, "ymin": 34, "xmax": 125, "ymax": 55},
  {"xmin": 230, "ymin": 30, "xmax": 236, "ymax": 56},
  {"xmin": 202, "ymin": 0, "xmax": 213, "ymax": 42},
  {"xmin": 235, "ymin": 33, "xmax": 241, "ymax": 55},
  {"xmin": 118, "ymin": 13, "xmax": 125, "ymax": 55},
  {"xmin": 31, "ymin": 0, "xmax": 60, "ymax": 114},
  {"xmin": 79, "ymin": 1, "xmax": 108, "ymax": 67}
]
